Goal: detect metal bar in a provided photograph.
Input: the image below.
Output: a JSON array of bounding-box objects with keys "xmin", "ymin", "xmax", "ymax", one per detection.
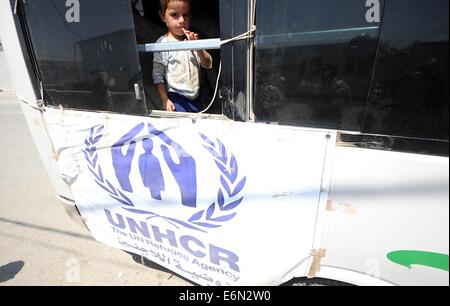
[{"xmin": 138, "ymin": 38, "xmax": 221, "ymax": 53}]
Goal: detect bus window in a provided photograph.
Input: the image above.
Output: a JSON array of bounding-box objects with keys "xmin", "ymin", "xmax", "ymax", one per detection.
[
  {"xmin": 131, "ymin": 0, "xmax": 166, "ymax": 111},
  {"xmin": 253, "ymin": 0, "xmax": 384, "ymax": 130},
  {"xmin": 20, "ymin": 0, "xmax": 148, "ymax": 115},
  {"xmin": 134, "ymin": 0, "xmax": 222, "ymax": 114},
  {"xmin": 218, "ymin": 0, "xmax": 250, "ymax": 121},
  {"xmin": 363, "ymin": 0, "xmax": 449, "ymax": 142}
]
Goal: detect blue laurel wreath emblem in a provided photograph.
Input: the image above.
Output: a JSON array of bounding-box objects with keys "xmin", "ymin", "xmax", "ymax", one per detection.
[
  {"xmin": 83, "ymin": 125, "xmax": 246, "ymax": 233},
  {"xmin": 82, "ymin": 126, "xmax": 134, "ymax": 207}
]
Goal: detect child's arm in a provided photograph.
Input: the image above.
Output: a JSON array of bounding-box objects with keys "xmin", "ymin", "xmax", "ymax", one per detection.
[
  {"xmin": 153, "ymin": 59, "xmax": 175, "ymax": 112},
  {"xmin": 182, "ymin": 28, "xmax": 213, "ymax": 69},
  {"xmin": 196, "ymin": 49, "xmax": 213, "ymax": 69},
  {"xmin": 156, "ymin": 83, "xmax": 176, "ymax": 112}
]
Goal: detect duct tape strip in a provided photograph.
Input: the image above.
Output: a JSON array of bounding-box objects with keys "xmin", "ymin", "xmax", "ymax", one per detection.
[
  {"xmin": 326, "ymin": 200, "xmax": 357, "ymax": 215},
  {"xmin": 308, "ymin": 249, "xmax": 327, "ymax": 279}
]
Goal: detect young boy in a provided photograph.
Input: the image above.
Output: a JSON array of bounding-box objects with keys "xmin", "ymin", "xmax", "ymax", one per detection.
[{"xmin": 153, "ymin": 0, "xmax": 213, "ymax": 113}]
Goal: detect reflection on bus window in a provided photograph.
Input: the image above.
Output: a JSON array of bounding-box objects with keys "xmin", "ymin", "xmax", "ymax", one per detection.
[
  {"xmin": 22, "ymin": 0, "xmax": 147, "ymax": 115},
  {"xmin": 254, "ymin": 0, "xmax": 384, "ymax": 130},
  {"xmin": 363, "ymin": 0, "xmax": 449, "ymax": 141}
]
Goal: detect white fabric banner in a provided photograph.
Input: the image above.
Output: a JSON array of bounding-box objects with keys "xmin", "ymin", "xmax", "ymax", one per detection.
[{"xmin": 44, "ymin": 108, "xmax": 335, "ymax": 286}]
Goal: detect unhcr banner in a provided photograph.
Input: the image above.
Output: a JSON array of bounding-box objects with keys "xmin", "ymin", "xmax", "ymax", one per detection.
[{"xmin": 43, "ymin": 108, "xmax": 335, "ymax": 286}]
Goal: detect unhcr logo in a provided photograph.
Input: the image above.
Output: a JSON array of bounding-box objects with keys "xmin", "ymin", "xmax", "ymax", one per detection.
[{"xmin": 83, "ymin": 123, "xmax": 247, "ymax": 233}]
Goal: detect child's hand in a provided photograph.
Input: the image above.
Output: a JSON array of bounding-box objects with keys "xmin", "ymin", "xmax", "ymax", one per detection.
[
  {"xmin": 165, "ymin": 99, "xmax": 176, "ymax": 112},
  {"xmin": 182, "ymin": 28, "xmax": 199, "ymax": 41}
]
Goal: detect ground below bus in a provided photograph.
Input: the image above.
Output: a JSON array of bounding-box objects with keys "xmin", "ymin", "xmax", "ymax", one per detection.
[{"xmin": 0, "ymin": 91, "xmax": 192, "ymax": 286}]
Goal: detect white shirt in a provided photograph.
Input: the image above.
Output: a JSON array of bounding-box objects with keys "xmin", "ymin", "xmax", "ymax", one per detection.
[{"xmin": 153, "ymin": 35, "xmax": 206, "ymax": 100}]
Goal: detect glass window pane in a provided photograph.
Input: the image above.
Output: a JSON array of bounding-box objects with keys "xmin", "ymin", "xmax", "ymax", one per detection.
[
  {"xmin": 363, "ymin": 0, "xmax": 449, "ymax": 141},
  {"xmin": 22, "ymin": 0, "xmax": 147, "ymax": 115},
  {"xmin": 254, "ymin": 0, "xmax": 383, "ymax": 130}
]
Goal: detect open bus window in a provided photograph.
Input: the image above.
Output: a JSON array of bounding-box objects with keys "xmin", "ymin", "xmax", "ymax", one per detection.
[
  {"xmin": 133, "ymin": 0, "xmax": 222, "ymax": 115},
  {"xmin": 253, "ymin": 0, "xmax": 384, "ymax": 131}
]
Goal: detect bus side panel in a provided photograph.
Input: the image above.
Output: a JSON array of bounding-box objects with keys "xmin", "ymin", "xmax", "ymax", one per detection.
[
  {"xmin": 0, "ymin": 1, "xmax": 38, "ymax": 104},
  {"xmin": 1, "ymin": 1, "xmax": 74, "ymax": 202},
  {"xmin": 19, "ymin": 104, "xmax": 74, "ymax": 200},
  {"xmin": 319, "ymin": 147, "xmax": 449, "ymax": 286}
]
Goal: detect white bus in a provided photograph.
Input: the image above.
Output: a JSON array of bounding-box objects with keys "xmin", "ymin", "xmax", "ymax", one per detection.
[{"xmin": 0, "ymin": 0, "xmax": 448, "ymax": 286}]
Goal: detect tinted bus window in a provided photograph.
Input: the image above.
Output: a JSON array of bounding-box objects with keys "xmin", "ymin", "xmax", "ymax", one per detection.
[
  {"xmin": 254, "ymin": 0, "xmax": 384, "ymax": 130},
  {"xmin": 219, "ymin": 0, "xmax": 249, "ymax": 121},
  {"xmin": 22, "ymin": 0, "xmax": 147, "ymax": 115},
  {"xmin": 363, "ymin": 0, "xmax": 449, "ymax": 141}
]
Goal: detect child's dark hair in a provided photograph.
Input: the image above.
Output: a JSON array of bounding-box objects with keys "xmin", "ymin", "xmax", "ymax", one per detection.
[{"xmin": 159, "ymin": 0, "xmax": 191, "ymax": 14}]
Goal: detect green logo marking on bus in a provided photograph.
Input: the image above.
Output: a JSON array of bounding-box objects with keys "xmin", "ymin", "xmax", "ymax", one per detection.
[{"xmin": 387, "ymin": 251, "xmax": 449, "ymax": 272}]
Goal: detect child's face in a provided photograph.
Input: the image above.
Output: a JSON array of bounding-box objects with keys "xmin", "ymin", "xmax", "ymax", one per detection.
[{"xmin": 160, "ymin": 1, "xmax": 192, "ymax": 40}]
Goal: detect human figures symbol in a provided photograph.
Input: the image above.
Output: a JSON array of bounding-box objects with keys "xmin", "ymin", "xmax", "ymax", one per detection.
[
  {"xmin": 112, "ymin": 123, "xmax": 197, "ymax": 207},
  {"xmin": 139, "ymin": 138, "xmax": 165, "ymax": 200}
]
